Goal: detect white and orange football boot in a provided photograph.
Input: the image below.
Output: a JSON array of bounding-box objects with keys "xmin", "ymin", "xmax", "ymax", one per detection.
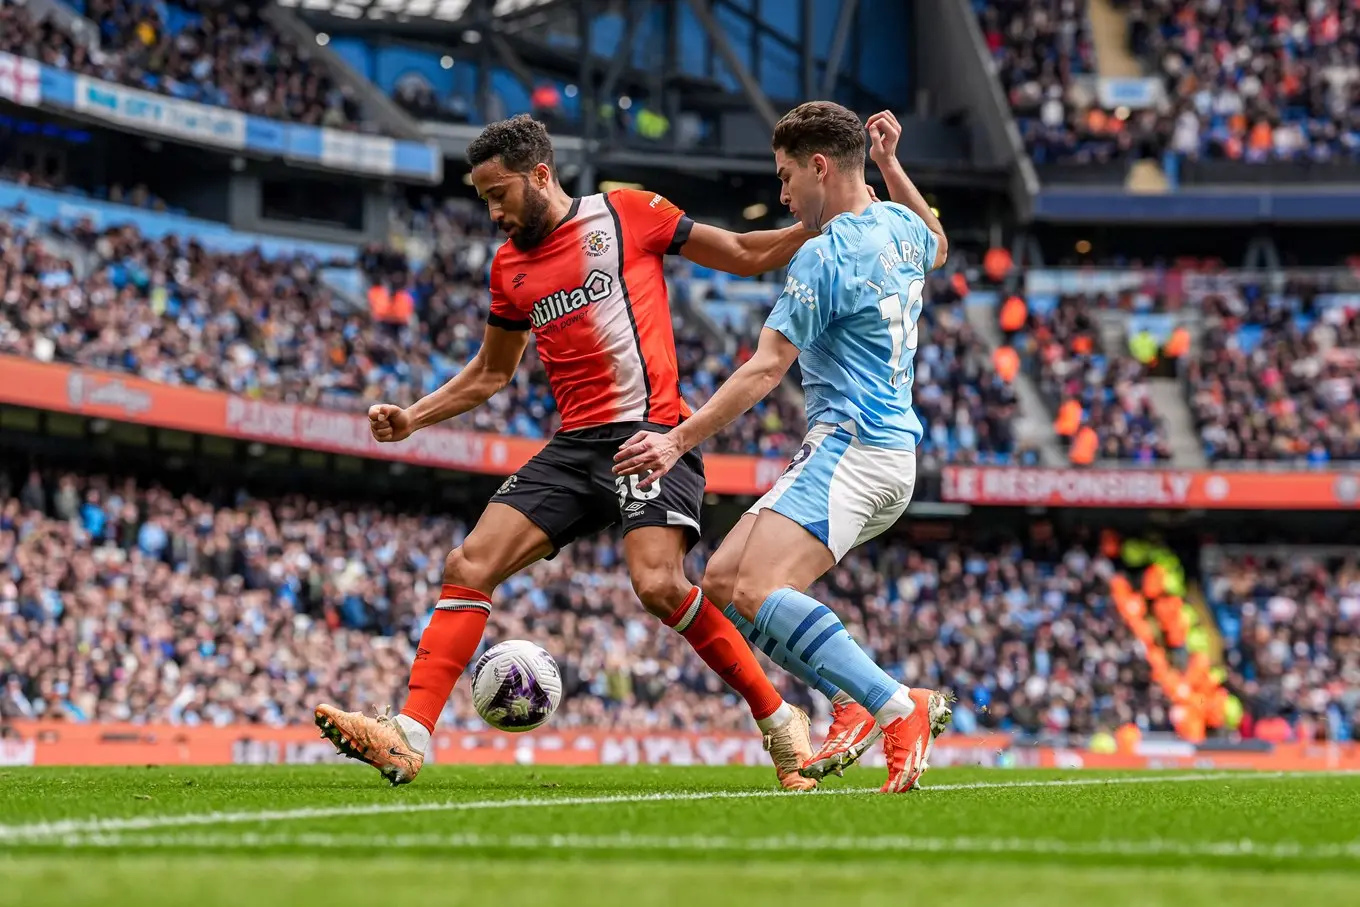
[
  {"xmin": 762, "ymin": 705, "xmax": 818, "ymax": 791},
  {"xmin": 315, "ymin": 704, "xmax": 424, "ymax": 786},
  {"xmin": 880, "ymin": 689, "xmax": 953, "ymax": 793},
  {"xmin": 800, "ymin": 699, "xmax": 882, "ymax": 780}
]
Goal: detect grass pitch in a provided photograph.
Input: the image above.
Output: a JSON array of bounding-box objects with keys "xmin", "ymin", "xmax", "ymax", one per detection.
[{"xmin": 1, "ymin": 765, "xmax": 1357, "ymax": 906}]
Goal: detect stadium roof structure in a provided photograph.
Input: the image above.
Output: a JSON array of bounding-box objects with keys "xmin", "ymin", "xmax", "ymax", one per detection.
[{"xmin": 282, "ymin": 0, "xmax": 987, "ymax": 193}]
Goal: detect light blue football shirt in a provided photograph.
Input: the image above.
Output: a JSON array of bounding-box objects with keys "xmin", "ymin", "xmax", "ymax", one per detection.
[{"xmin": 764, "ymin": 201, "xmax": 940, "ymax": 450}]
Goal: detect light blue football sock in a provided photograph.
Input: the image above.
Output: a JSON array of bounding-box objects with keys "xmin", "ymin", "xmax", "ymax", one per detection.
[
  {"xmin": 753, "ymin": 588, "xmax": 898, "ymax": 714},
  {"xmin": 722, "ymin": 602, "xmax": 840, "ymax": 700}
]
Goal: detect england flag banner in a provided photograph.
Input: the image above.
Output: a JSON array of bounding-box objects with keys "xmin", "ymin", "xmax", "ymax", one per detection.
[{"xmin": 0, "ymin": 52, "xmax": 41, "ymax": 107}]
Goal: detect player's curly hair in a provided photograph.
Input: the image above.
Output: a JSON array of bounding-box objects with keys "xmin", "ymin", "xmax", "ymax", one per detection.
[
  {"xmin": 467, "ymin": 113, "xmax": 556, "ymax": 175},
  {"xmin": 772, "ymin": 101, "xmax": 866, "ymax": 172}
]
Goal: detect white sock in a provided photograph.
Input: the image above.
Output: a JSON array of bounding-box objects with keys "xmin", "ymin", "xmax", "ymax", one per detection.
[
  {"xmin": 755, "ymin": 700, "xmax": 794, "ymax": 733},
  {"xmin": 831, "ymin": 690, "xmax": 856, "ymax": 709},
  {"xmin": 871, "ymin": 685, "xmax": 916, "ymax": 727},
  {"xmin": 395, "ymin": 713, "xmax": 431, "ymax": 755}
]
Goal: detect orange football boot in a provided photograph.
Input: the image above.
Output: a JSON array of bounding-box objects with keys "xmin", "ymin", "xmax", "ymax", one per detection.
[
  {"xmin": 763, "ymin": 705, "xmax": 818, "ymax": 791},
  {"xmin": 800, "ymin": 700, "xmax": 882, "ymax": 780},
  {"xmin": 315, "ymin": 704, "xmax": 424, "ymax": 786},
  {"xmin": 879, "ymin": 689, "xmax": 953, "ymax": 793}
]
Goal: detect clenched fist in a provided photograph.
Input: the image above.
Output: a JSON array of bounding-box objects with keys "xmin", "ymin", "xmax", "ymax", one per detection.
[
  {"xmin": 369, "ymin": 404, "xmax": 414, "ymax": 443},
  {"xmin": 866, "ymin": 110, "xmax": 902, "ymax": 165}
]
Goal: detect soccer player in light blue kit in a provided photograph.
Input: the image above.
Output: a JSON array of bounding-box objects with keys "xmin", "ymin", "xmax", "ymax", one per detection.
[{"xmin": 614, "ymin": 103, "xmax": 950, "ymax": 792}]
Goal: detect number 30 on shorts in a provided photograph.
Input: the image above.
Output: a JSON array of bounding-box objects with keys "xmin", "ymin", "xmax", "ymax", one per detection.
[{"xmin": 616, "ymin": 473, "xmax": 661, "ymax": 506}]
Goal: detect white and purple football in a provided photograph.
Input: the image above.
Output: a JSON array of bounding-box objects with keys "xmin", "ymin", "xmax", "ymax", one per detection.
[{"xmin": 470, "ymin": 640, "xmax": 563, "ymax": 732}]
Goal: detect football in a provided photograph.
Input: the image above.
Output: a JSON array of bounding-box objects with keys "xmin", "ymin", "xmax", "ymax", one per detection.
[{"xmin": 470, "ymin": 640, "xmax": 563, "ymax": 732}]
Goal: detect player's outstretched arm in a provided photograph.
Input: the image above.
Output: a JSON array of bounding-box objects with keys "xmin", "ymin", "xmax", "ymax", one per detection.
[
  {"xmin": 613, "ymin": 327, "xmax": 800, "ymax": 488},
  {"xmin": 369, "ymin": 324, "xmax": 529, "ymax": 443},
  {"xmin": 866, "ymin": 110, "xmax": 948, "ymax": 270},
  {"xmin": 680, "ymin": 221, "xmax": 815, "ymax": 278}
]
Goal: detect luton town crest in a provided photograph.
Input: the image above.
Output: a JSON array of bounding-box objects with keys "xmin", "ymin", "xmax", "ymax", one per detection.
[{"xmin": 583, "ymin": 230, "xmax": 610, "ymax": 257}]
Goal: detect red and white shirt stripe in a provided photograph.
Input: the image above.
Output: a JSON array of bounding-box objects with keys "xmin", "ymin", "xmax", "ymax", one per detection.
[{"xmin": 487, "ymin": 189, "xmax": 694, "ymax": 432}]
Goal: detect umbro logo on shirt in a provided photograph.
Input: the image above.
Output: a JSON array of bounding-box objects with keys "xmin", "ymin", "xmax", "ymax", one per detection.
[{"xmin": 512, "ymin": 272, "xmax": 528, "ymax": 288}]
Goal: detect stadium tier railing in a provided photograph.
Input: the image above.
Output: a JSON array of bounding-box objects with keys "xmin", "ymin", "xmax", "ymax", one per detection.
[
  {"xmin": 0, "ymin": 50, "xmax": 441, "ymax": 183},
  {"xmin": 3, "ymin": 355, "xmax": 1359, "ymax": 509},
  {"xmin": 0, "ymin": 180, "xmax": 355, "ymax": 261},
  {"xmin": 1024, "ymin": 267, "xmax": 1360, "ymax": 308},
  {"xmin": 1031, "ymin": 183, "xmax": 1360, "ymax": 223}
]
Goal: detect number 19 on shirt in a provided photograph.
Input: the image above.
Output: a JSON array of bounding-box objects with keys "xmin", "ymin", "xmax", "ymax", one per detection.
[{"xmin": 877, "ymin": 278, "xmax": 925, "ymax": 388}]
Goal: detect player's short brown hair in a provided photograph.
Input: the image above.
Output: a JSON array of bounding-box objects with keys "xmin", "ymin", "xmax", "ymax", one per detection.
[
  {"xmin": 467, "ymin": 113, "xmax": 555, "ymax": 175},
  {"xmin": 771, "ymin": 101, "xmax": 866, "ymax": 171}
]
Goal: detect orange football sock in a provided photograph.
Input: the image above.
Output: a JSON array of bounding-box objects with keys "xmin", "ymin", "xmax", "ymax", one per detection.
[
  {"xmin": 401, "ymin": 583, "xmax": 491, "ymax": 732},
  {"xmin": 665, "ymin": 587, "xmax": 784, "ymax": 721}
]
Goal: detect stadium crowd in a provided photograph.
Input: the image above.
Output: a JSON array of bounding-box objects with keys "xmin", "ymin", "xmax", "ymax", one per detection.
[
  {"xmin": 980, "ymin": 0, "xmax": 1360, "ymax": 167},
  {"xmin": 1, "ymin": 467, "xmax": 1185, "ymax": 741},
  {"xmin": 0, "ymin": 213, "xmax": 801, "ymax": 454},
  {"xmin": 673, "ymin": 324, "xmax": 807, "ymax": 459},
  {"xmin": 1122, "ymin": 0, "xmax": 1360, "ymax": 164},
  {"xmin": 0, "ymin": 188, "xmax": 1034, "ymax": 463},
  {"xmin": 1206, "ymin": 550, "xmax": 1360, "ymax": 743},
  {"xmin": 0, "ymin": 0, "xmax": 362, "ymax": 130},
  {"xmin": 1187, "ymin": 289, "xmax": 1360, "ymax": 463},
  {"xmin": 914, "ymin": 273, "xmax": 1024, "ymax": 467},
  {"xmin": 1017, "ymin": 292, "xmax": 1171, "ymax": 463},
  {"xmin": 977, "ymin": 0, "xmax": 1146, "ymax": 167}
]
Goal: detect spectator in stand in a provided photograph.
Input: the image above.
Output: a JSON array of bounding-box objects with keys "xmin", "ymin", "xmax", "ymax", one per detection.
[
  {"xmin": 391, "ymin": 73, "xmax": 442, "ymax": 121},
  {"xmin": 673, "ymin": 325, "xmax": 806, "ymax": 457},
  {"xmin": 0, "ymin": 0, "xmax": 69, "ymax": 67},
  {"xmin": 1122, "ymin": 0, "xmax": 1360, "ymax": 164},
  {"xmin": 1206, "ymin": 551, "xmax": 1360, "ymax": 742},
  {"xmin": 531, "ymin": 82, "xmax": 564, "ymax": 131},
  {"xmin": 1188, "ymin": 291, "xmax": 1360, "ymax": 462},
  {"xmin": 0, "ymin": 0, "xmax": 364, "ymax": 130},
  {"xmin": 0, "ymin": 167, "xmax": 59, "ymax": 193},
  {"xmin": 1015, "ymin": 293, "xmax": 1171, "ymax": 463},
  {"xmin": 914, "ymin": 273, "xmax": 1024, "ymax": 468},
  {"xmin": 980, "ymin": 0, "xmax": 1360, "ymax": 167},
  {"xmin": 979, "ymin": 0, "xmax": 1154, "ymax": 166}
]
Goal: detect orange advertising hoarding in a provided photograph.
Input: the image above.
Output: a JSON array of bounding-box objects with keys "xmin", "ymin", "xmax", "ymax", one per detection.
[
  {"xmin": 0, "ymin": 356, "xmax": 787, "ymax": 496},
  {"xmin": 5, "ymin": 722, "xmax": 1357, "ymax": 773},
  {"xmin": 1, "ymin": 722, "xmax": 1008, "ymax": 768},
  {"xmin": 943, "ymin": 465, "xmax": 1360, "ymax": 510},
  {"xmin": 7, "ymin": 355, "xmax": 1359, "ymax": 508}
]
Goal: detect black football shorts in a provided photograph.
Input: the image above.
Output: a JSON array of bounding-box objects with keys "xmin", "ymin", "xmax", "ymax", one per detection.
[{"xmin": 489, "ymin": 421, "xmax": 705, "ymax": 556}]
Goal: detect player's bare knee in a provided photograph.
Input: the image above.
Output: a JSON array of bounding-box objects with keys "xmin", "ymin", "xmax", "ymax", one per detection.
[
  {"xmin": 631, "ymin": 569, "xmax": 689, "ymax": 620},
  {"xmin": 731, "ymin": 577, "xmax": 776, "ymax": 623},
  {"xmin": 442, "ymin": 546, "xmax": 496, "ymax": 596},
  {"xmin": 701, "ymin": 560, "xmax": 737, "ymax": 609}
]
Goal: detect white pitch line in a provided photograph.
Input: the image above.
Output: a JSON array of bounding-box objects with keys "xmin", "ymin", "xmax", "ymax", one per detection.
[
  {"xmin": 22, "ymin": 829, "xmax": 1360, "ymax": 862},
  {"xmin": 922, "ymin": 770, "xmax": 1352, "ymax": 792},
  {"xmin": 0, "ymin": 770, "xmax": 1350, "ymax": 843},
  {"xmin": 0, "ymin": 788, "xmax": 850, "ymax": 842}
]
